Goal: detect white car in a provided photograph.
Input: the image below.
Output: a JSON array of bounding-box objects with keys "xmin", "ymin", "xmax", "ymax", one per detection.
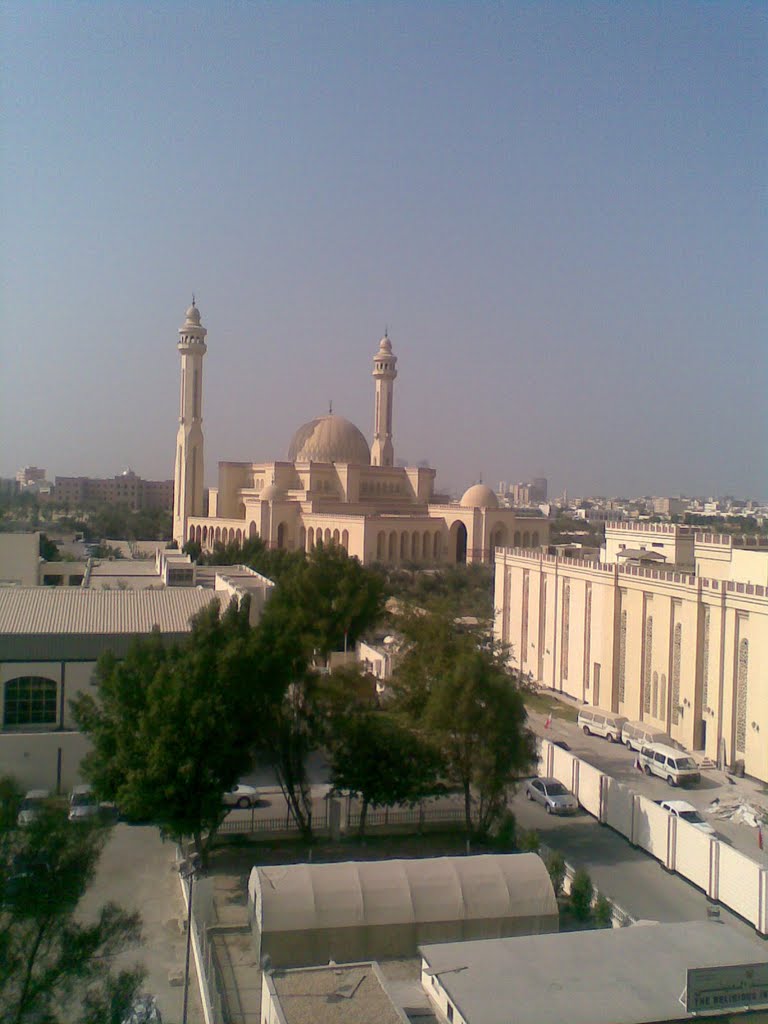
[
  {"xmin": 659, "ymin": 799, "xmax": 716, "ymax": 836},
  {"xmin": 17, "ymin": 789, "xmax": 51, "ymax": 826},
  {"xmin": 223, "ymin": 784, "xmax": 260, "ymax": 809},
  {"xmin": 68, "ymin": 784, "xmax": 100, "ymax": 822},
  {"xmin": 524, "ymin": 777, "xmax": 579, "ymax": 815}
]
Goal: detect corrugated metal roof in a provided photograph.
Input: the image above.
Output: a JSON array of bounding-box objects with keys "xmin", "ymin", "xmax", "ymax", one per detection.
[{"xmin": 0, "ymin": 588, "xmax": 222, "ymax": 636}]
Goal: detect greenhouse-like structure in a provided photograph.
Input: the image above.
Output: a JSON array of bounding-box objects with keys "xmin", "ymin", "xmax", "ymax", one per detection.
[{"xmin": 248, "ymin": 853, "xmax": 558, "ymax": 967}]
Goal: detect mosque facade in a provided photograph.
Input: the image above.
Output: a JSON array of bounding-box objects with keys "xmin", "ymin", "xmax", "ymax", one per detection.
[{"xmin": 173, "ymin": 303, "xmax": 549, "ymax": 565}]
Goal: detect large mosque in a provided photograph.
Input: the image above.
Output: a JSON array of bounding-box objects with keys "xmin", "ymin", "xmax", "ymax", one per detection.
[{"xmin": 173, "ymin": 302, "xmax": 549, "ymax": 565}]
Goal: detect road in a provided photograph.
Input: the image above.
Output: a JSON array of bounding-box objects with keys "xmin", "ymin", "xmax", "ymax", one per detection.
[
  {"xmin": 509, "ymin": 790, "xmax": 757, "ymax": 938},
  {"xmin": 526, "ymin": 698, "xmax": 768, "ymax": 865}
]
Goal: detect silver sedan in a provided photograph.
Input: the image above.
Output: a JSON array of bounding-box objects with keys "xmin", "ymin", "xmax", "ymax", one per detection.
[{"xmin": 524, "ymin": 777, "xmax": 579, "ymax": 815}]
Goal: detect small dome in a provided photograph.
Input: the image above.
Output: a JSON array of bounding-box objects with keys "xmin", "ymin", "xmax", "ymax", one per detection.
[
  {"xmin": 378, "ymin": 334, "xmax": 392, "ymax": 354},
  {"xmin": 185, "ymin": 302, "xmax": 201, "ymax": 324},
  {"xmin": 460, "ymin": 484, "xmax": 499, "ymax": 509},
  {"xmin": 260, "ymin": 483, "xmax": 284, "ymax": 502},
  {"xmin": 289, "ymin": 414, "xmax": 371, "ymax": 465}
]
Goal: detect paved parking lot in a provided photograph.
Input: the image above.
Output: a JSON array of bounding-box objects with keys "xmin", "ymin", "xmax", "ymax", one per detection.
[{"xmin": 77, "ymin": 824, "xmax": 204, "ymax": 1024}]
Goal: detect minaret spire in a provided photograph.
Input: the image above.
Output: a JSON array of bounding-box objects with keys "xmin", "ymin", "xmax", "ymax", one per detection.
[
  {"xmin": 173, "ymin": 300, "xmax": 208, "ymax": 546},
  {"xmin": 371, "ymin": 330, "xmax": 398, "ymax": 467}
]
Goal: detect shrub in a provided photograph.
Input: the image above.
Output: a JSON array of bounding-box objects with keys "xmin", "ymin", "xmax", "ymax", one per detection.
[
  {"xmin": 517, "ymin": 828, "xmax": 540, "ymax": 853},
  {"xmin": 493, "ymin": 810, "xmax": 517, "ymax": 850},
  {"xmin": 593, "ymin": 893, "xmax": 614, "ymax": 928},
  {"xmin": 569, "ymin": 867, "xmax": 594, "ymax": 922},
  {"xmin": 545, "ymin": 850, "xmax": 566, "ymax": 898}
]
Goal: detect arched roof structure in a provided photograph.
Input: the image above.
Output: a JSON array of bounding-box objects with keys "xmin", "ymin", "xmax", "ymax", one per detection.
[{"xmin": 248, "ymin": 854, "xmax": 558, "ymax": 967}]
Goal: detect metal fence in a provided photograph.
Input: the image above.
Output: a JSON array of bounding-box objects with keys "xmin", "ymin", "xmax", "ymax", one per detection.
[{"xmin": 217, "ymin": 806, "xmax": 329, "ymax": 835}]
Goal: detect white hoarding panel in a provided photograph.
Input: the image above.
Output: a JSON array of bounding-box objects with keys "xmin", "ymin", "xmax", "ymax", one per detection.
[
  {"xmin": 673, "ymin": 821, "xmax": 713, "ymax": 893},
  {"xmin": 577, "ymin": 761, "xmax": 603, "ymax": 818},
  {"xmin": 717, "ymin": 844, "xmax": 762, "ymax": 927},
  {"xmin": 633, "ymin": 795, "xmax": 671, "ymax": 864},
  {"xmin": 603, "ymin": 777, "xmax": 634, "ymax": 839}
]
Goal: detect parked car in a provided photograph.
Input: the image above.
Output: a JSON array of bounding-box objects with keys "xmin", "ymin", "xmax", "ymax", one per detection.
[
  {"xmin": 639, "ymin": 743, "xmax": 701, "ymax": 787},
  {"xmin": 524, "ymin": 777, "xmax": 579, "ymax": 815},
  {"xmin": 577, "ymin": 708, "xmax": 627, "ymax": 743},
  {"xmin": 223, "ymin": 784, "xmax": 260, "ymax": 809},
  {"xmin": 621, "ymin": 721, "xmax": 677, "ymax": 752},
  {"xmin": 659, "ymin": 799, "xmax": 716, "ymax": 836},
  {"xmin": 17, "ymin": 789, "xmax": 51, "ymax": 826},
  {"xmin": 68, "ymin": 784, "xmax": 99, "ymax": 822}
]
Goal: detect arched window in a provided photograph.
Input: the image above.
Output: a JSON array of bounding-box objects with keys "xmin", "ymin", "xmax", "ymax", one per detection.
[
  {"xmin": 388, "ymin": 531, "xmax": 397, "ymax": 562},
  {"xmin": 341, "ymin": 529, "xmax": 349, "ymax": 551},
  {"xmin": 422, "ymin": 531, "xmax": 430, "ymax": 561},
  {"xmin": 433, "ymin": 533, "xmax": 441, "ymax": 561},
  {"xmin": 522, "ymin": 531, "xmax": 530, "ymax": 547},
  {"xmin": 308, "ymin": 527, "xmax": 315, "ymax": 551},
  {"xmin": 377, "ymin": 531, "xmax": 385, "ymax": 560},
  {"xmin": 249, "ymin": 521, "xmax": 258, "ymax": 539},
  {"xmin": 411, "ymin": 533, "xmax": 419, "ymax": 560},
  {"xmin": 532, "ymin": 531, "xmax": 540, "ymax": 547},
  {"xmin": 514, "ymin": 531, "xmax": 521, "ymax": 547},
  {"xmin": 299, "ymin": 526, "xmax": 306, "ymax": 551},
  {"xmin": 4, "ymin": 677, "xmax": 57, "ymax": 727},
  {"xmin": 400, "ymin": 533, "xmax": 409, "ymax": 560},
  {"xmin": 277, "ymin": 522, "xmax": 286, "ymax": 549},
  {"xmin": 333, "ymin": 529, "xmax": 340, "ymax": 546},
  {"xmin": 324, "ymin": 528, "xmax": 332, "ymax": 545}
]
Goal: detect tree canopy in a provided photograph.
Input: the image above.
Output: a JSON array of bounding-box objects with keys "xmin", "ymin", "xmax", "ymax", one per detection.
[
  {"xmin": 392, "ymin": 609, "xmax": 535, "ymax": 837},
  {"xmin": 73, "ymin": 597, "xmax": 282, "ymax": 862},
  {"xmin": 0, "ymin": 786, "xmax": 142, "ymax": 1024}
]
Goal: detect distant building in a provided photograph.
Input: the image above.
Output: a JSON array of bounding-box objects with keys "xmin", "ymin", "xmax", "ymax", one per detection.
[
  {"xmin": 652, "ymin": 496, "xmax": 687, "ymax": 517},
  {"xmin": 0, "ymin": 533, "xmax": 40, "ymax": 587},
  {"xmin": 173, "ymin": 302, "xmax": 549, "ymax": 563},
  {"xmin": 16, "ymin": 466, "xmax": 46, "ymax": 488},
  {"xmin": 55, "ymin": 469, "xmax": 174, "ymax": 511}
]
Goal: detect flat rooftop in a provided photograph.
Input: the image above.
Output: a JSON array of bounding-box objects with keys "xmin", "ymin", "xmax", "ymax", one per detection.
[
  {"xmin": 266, "ymin": 961, "xmax": 410, "ymax": 1024},
  {"xmin": 420, "ymin": 921, "xmax": 768, "ymax": 1024}
]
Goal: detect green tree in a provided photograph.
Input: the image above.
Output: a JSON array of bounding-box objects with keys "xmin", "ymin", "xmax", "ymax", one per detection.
[
  {"xmin": 0, "ymin": 803, "xmax": 143, "ymax": 1024},
  {"xmin": 593, "ymin": 893, "xmax": 614, "ymax": 929},
  {"xmin": 38, "ymin": 534, "xmax": 60, "ymax": 561},
  {"xmin": 328, "ymin": 712, "xmax": 443, "ymax": 839},
  {"xmin": 393, "ymin": 610, "xmax": 535, "ymax": 839},
  {"xmin": 546, "ymin": 850, "xmax": 566, "ymax": 899},
  {"xmin": 73, "ymin": 598, "xmax": 280, "ymax": 864},
  {"xmin": 568, "ymin": 868, "xmax": 594, "ymax": 923}
]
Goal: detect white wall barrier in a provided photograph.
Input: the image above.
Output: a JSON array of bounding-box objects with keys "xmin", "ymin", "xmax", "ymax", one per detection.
[
  {"xmin": 602, "ymin": 776, "xmax": 634, "ymax": 837},
  {"xmin": 538, "ymin": 739, "xmax": 768, "ymax": 935},
  {"xmin": 674, "ymin": 820, "xmax": 716, "ymax": 895},
  {"xmin": 632, "ymin": 795, "xmax": 674, "ymax": 869},
  {"xmin": 717, "ymin": 843, "xmax": 765, "ymax": 926},
  {"xmin": 575, "ymin": 761, "xmax": 602, "ymax": 818}
]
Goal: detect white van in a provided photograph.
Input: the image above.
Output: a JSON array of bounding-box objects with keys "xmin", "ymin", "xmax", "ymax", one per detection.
[
  {"xmin": 622, "ymin": 721, "xmax": 675, "ymax": 752},
  {"xmin": 639, "ymin": 743, "xmax": 701, "ymax": 787},
  {"xmin": 577, "ymin": 708, "xmax": 628, "ymax": 743}
]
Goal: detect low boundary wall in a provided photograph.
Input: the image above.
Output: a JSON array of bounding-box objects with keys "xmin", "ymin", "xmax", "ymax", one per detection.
[{"xmin": 539, "ymin": 739, "xmax": 768, "ymax": 935}]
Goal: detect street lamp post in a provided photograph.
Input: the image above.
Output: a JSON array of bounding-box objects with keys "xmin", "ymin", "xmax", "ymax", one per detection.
[{"xmin": 178, "ymin": 852, "xmax": 201, "ymax": 1024}]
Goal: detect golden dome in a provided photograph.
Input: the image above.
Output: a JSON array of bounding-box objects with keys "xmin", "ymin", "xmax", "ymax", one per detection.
[{"xmin": 288, "ymin": 414, "xmax": 371, "ymax": 465}]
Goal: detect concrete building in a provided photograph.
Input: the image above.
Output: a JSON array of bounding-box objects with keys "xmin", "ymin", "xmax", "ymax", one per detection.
[
  {"xmin": 0, "ymin": 561, "xmax": 273, "ymax": 791},
  {"xmin": 173, "ymin": 303, "xmax": 549, "ymax": 565},
  {"xmin": 0, "ymin": 532, "xmax": 40, "ymax": 587},
  {"xmin": 603, "ymin": 521, "xmax": 696, "ymax": 570},
  {"xmin": 261, "ymin": 962, "xmax": 413, "ymax": 1024},
  {"xmin": 420, "ymin": 922, "xmax": 768, "ymax": 1024},
  {"xmin": 55, "ymin": 470, "xmax": 174, "ymax": 511},
  {"xmin": 494, "ymin": 524, "xmax": 768, "ymax": 781}
]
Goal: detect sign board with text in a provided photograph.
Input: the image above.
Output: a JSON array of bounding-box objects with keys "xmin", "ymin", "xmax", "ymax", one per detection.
[{"xmin": 687, "ymin": 962, "xmax": 768, "ymax": 1013}]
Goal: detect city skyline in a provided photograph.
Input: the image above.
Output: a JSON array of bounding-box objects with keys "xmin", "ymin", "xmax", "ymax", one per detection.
[{"xmin": 2, "ymin": 3, "xmax": 765, "ymax": 498}]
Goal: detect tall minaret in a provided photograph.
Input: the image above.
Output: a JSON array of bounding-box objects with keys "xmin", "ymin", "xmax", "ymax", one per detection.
[
  {"xmin": 371, "ymin": 331, "xmax": 397, "ymax": 467},
  {"xmin": 173, "ymin": 301, "xmax": 207, "ymax": 546}
]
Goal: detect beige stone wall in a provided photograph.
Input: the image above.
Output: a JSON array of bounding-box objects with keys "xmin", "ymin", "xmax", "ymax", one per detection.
[{"xmin": 495, "ymin": 549, "xmax": 768, "ymax": 781}]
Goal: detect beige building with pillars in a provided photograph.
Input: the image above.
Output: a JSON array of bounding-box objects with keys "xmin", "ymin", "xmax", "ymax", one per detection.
[
  {"xmin": 494, "ymin": 526, "xmax": 768, "ymax": 783},
  {"xmin": 172, "ymin": 303, "xmax": 549, "ymax": 565}
]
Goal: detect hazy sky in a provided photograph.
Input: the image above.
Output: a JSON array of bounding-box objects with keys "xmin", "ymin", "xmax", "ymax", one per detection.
[{"xmin": 2, "ymin": 2, "xmax": 765, "ymax": 499}]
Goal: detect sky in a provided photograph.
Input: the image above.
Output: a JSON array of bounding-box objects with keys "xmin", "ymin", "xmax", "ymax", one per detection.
[{"xmin": 2, "ymin": 2, "xmax": 765, "ymax": 500}]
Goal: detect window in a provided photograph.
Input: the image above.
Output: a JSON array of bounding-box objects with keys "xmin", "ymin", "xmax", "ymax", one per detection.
[
  {"xmin": 4, "ymin": 677, "xmax": 57, "ymax": 727},
  {"xmin": 447, "ymin": 1004, "xmax": 454, "ymax": 1023}
]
